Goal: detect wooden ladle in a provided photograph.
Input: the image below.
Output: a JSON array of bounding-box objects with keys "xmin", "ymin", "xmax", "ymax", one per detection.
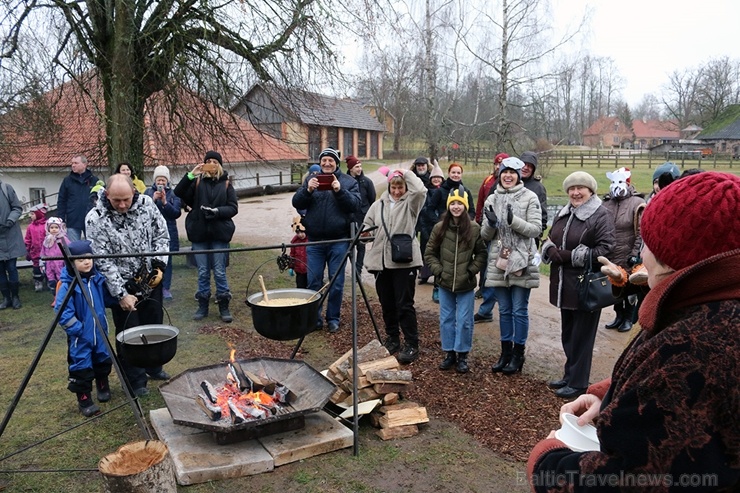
[{"xmin": 258, "ymin": 275, "xmax": 269, "ymax": 302}]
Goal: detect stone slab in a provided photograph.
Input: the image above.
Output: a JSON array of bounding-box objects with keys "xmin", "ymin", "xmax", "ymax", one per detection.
[
  {"xmin": 258, "ymin": 411, "xmax": 354, "ymax": 466},
  {"xmin": 150, "ymin": 408, "xmax": 273, "ymax": 485}
]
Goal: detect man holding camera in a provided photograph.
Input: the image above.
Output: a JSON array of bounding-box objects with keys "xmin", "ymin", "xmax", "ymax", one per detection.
[{"xmin": 86, "ymin": 173, "xmax": 170, "ymax": 397}]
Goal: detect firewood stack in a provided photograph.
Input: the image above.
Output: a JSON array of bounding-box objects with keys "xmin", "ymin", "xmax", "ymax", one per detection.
[{"xmin": 325, "ymin": 339, "xmax": 429, "ymax": 440}]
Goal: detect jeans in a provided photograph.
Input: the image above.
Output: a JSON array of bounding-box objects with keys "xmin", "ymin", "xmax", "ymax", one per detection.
[
  {"xmin": 493, "ymin": 286, "xmax": 531, "ymax": 346},
  {"xmin": 477, "ymin": 286, "xmax": 498, "ymax": 317},
  {"xmin": 307, "ymin": 241, "xmax": 349, "ymax": 326},
  {"xmin": 192, "ymin": 241, "xmax": 230, "ymax": 296},
  {"xmin": 66, "ymin": 227, "xmax": 82, "ymax": 242},
  {"xmin": 162, "ymin": 257, "xmax": 173, "ymax": 290},
  {"xmin": 438, "ymin": 287, "xmax": 475, "ymax": 353},
  {"xmin": 0, "ymin": 258, "xmax": 19, "ymax": 284}
]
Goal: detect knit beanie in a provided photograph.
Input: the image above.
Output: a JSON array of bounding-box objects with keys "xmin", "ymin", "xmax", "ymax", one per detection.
[
  {"xmin": 308, "ymin": 164, "xmax": 321, "ymax": 174},
  {"xmin": 446, "ymin": 186, "xmax": 469, "ymax": 211},
  {"xmin": 430, "ymin": 164, "xmax": 444, "ymax": 179},
  {"xmin": 652, "ymin": 162, "xmax": 680, "ymax": 182},
  {"xmin": 520, "ymin": 151, "xmax": 538, "ymax": 169},
  {"xmin": 204, "ymin": 150, "xmax": 222, "ymax": 165},
  {"xmin": 499, "ymin": 157, "xmax": 524, "ymax": 180},
  {"xmin": 345, "ymin": 156, "xmax": 360, "ymax": 170},
  {"xmin": 319, "ymin": 148, "xmax": 340, "ymax": 165},
  {"xmin": 153, "ymin": 165, "xmax": 170, "ymax": 182},
  {"xmin": 563, "ymin": 171, "xmax": 598, "ymax": 194},
  {"xmin": 68, "ymin": 240, "xmax": 93, "ymax": 257},
  {"xmin": 31, "ymin": 203, "xmax": 47, "ymax": 221},
  {"xmin": 641, "ymin": 172, "xmax": 740, "ymax": 270},
  {"xmin": 494, "ymin": 153, "xmax": 509, "ymax": 165}
]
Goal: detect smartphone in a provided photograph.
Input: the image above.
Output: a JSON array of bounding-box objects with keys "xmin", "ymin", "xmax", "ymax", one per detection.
[
  {"xmin": 157, "ymin": 185, "xmax": 164, "ymax": 192},
  {"xmin": 316, "ymin": 174, "xmax": 334, "ymax": 191}
]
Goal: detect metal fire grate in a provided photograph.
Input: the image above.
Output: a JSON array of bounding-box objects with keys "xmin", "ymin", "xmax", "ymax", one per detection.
[{"xmin": 159, "ymin": 357, "xmax": 336, "ymax": 444}]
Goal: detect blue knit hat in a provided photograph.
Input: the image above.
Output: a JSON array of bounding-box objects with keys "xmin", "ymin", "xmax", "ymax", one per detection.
[{"xmin": 68, "ymin": 240, "xmax": 93, "ymax": 257}]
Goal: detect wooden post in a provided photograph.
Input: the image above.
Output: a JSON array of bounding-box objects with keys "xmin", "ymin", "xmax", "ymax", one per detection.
[{"xmin": 99, "ymin": 440, "xmax": 177, "ymax": 493}]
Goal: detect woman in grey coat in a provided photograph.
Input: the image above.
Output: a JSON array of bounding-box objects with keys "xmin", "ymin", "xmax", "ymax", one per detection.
[
  {"xmin": 480, "ymin": 157, "xmax": 542, "ymax": 375},
  {"xmin": 0, "ymin": 179, "xmax": 27, "ymax": 309}
]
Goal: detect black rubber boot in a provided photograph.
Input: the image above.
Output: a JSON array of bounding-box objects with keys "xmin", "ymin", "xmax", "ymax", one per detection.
[
  {"xmin": 77, "ymin": 392, "xmax": 101, "ymax": 417},
  {"xmin": 455, "ymin": 352, "xmax": 469, "ymax": 374},
  {"xmin": 491, "ymin": 341, "xmax": 513, "ymax": 373},
  {"xmin": 9, "ymin": 282, "xmax": 21, "ymax": 309},
  {"xmin": 439, "ymin": 351, "xmax": 457, "ymax": 371},
  {"xmin": 96, "ymin": 378, "xmax": 111, "ymax": 402},
  {"xmin": 618, "ymin": 302, "xmax": 637, "ymax": 332},
  {"xmin": 216, "ymin": 293, "xmax": 233, "ymax": 323},
  {"xmin": 604, "ymin": 302, "xmax": 624, "ymax": 329},
  {"xmin": 193, "ymin": 292, "xmax": 210, "ymax": 320},
  {"xmin": 0, "ymin": 281, "xmax": 10, "ymax": 310},
  {"xmin": 502, "ymin": 344, "xmax": 525, "ymax": 375}
]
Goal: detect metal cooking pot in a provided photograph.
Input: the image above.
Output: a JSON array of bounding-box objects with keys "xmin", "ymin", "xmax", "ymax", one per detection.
[
  {"xmin": 245, "ymin": 288, "xmax": 323, "ymax": 341},
  {"xmin": 115, "ymin": 324, "xmax": 179, "ymax": 368}
]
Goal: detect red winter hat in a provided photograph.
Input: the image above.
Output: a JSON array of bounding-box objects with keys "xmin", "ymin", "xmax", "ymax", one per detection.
[
  {"xmin": 641, "ymin": 172, "xmax": 740, "ymax": 270},
  {"xmin": 345, "ymin": 155, "xmax": 360, "ymax": 170},
  {"xmin": 494, "ymin": 153, "xmax": 509, "ymax": 164}
]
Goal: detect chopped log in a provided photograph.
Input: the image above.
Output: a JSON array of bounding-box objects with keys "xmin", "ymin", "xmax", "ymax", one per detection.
[
  {"xmin": 340, "ymin": 380, "xmax": 353, "ymax": 394},
  {"xmin": 382, "ymin": 393, "xmax": 399, "ymax": 406},
  {"xmin": 328, "ymin": 348, "xmax": 353, "ymax": 375},
  {"xmin": 228, "ymin": 362, "xmax": 251, "ymax": 392},
  {"xmin": 242, "ymin": 368, "xmax": 268, "ymax": 389},
  {"xmin": 349, "ymin": 339, "xmax": 390, "ymax": 366},
  {"xmin": 379, "ymin": 407, "xmax": 429, "ymax": 428},
  {"xmin": 200, "ymin": 381, "xmax": 218, "ymax": 403},
  {"xmin": 378, "ymin": 401, "xmax": 419, "ymax": 414},
  {"xmin": 196, "ymin": 394, "xmax": 222, "ymax": 421},
  {"xmin": 326, "ymin": 367, "xmax": 346, "ymax": 385},
  {"xmin": 329, "ymin": 387, "xmax": 350, "ymax": 405},
  {"xmin": 228, "ymin": 400, "xmax": 247, "ymax": 424},
  {"xmin": 99, "ymin": 440, "xmax": 177, "ymax": 493},
  {"xmin": 357, "ymin": 387, "xmax": 381, "ymax": 402},
  {"xmin": 357, "ymin": 356, "xmax": 400, "ymax": 376},
  {"xmin": 369, "ymin": 411, "xmax": 383, "ymax": 428},
  {"xmin": 373, "ymin": 383, "xmax": 412, "ymax": 394},
  {"xmin": 376, "ymin": 424, "xmax": 419, "ymax": 440},
  {"xmin": 365, "ymin": 369, "xmax": 413, "ymax": 384}
]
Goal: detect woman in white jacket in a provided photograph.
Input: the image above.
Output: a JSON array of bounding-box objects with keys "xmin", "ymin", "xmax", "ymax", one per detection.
[
  {"xmin": 363, "ymin": 169, "xmax": 427, "ymax": 364},
  {"xmin": 480, "ymin": 157, "xmax": 542, "ymax": 375}
]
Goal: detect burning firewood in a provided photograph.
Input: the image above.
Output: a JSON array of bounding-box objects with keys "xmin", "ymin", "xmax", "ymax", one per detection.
[
  {"xmin": 228, "ymin": 362, "xmax": 251, "ymax": 392},
  {"xmin": 228, "ymin": 399, "xmax": 246, "ymax": 424},
  {"xmin": 243, "ymin": 405, "xmax": 267, "ymax": 420},
  {"xmin": 196, "ymin": 394, "xmax": 222, "ymax": 421},
  {"xmin": 200, "ymin": 381, "xmax": 218, "ymax": 403}
]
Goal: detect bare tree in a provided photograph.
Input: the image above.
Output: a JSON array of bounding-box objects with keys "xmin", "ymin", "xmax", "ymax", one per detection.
[
  {"xmin": 662, "ymin": 67, "xmax": 702, "ymax": 128},
  {"xmin": 695, "ymin": 56, "xmax": 740, "ymax": 125}
]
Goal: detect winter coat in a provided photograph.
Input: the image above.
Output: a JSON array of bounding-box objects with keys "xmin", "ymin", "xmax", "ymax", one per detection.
[
  {"xmin": 145, "ymin": 183, "xmax": 181, "ymax": 251},
  {"xmin": 601, "ymin": 186, "xmax": 646, "ymax": 267},
  {"xmin": 0, "ymin": 180, "xmax": 26, "ymax": 261},
  {"xmin": 352, "ymin": 172, "xmax": 377, "ymax": 225},
  {"xmin": 431, "ymin": 178, "xmax": 476, "ymax": 220},
  {"xmin": 56, "ymin": 169, "xmax": 99, "ymax": 231},
  {"xmin": 480, "ymin": 182, "xmax": 542, "ymax": 289},
  {"xmin": 425, "ymin": 219, "xmax": 488, "ymax": 293},
  {"xmin": 541, "ymin": 195, "xmax": 615, "ymax": 309},
  {"xmin": 175, "ymin": 172, "xmax": 238, "ymax": 244},
  {"xmin": 292, "ymin": 169, "xmax": 361, "ymax": 241},
  {"xmin": 362, "ymin": 171, "xmax": 427, "ymax": 271},
  {"xmin": 85, "ymin": 190, "xmax": 170, "ymax": 300},
  {"xmin": 418, "ymin": 185, "xmax": 442, "ymax": 236},
  {"xmin": 523, "ymin": 177, "xmax": 548, "ymax": 235},
  {"xmin": 289, "ymin": 235, "xmax": 308, "ymax": 274},
  {"xmin": 528, "ymin": 250, "xmax": 740, "ymax": 492},
  {"xmin": 55, "ymin": 267, "xmax": 116, "ymax": 371},
  {"xmin": 475, "ymin": 173, "xmax": 498, "ymax": 224},
  {"xmin": 40, "ymin": 233, "xmax": 68, "ymax": 283},
  {"xmin": 24, "ymin": 217, "xmax": 47, "ymax": 262}
]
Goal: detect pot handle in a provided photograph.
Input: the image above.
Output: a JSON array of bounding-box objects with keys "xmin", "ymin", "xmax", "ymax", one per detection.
[{"xmin": 120, "ymin": 297, "xmax": 172, "ymax": 345}]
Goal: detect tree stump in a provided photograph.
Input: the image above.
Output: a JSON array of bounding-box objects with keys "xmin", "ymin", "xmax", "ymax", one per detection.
[{"xmin": 98, "ymin": 440, "xmax": 177, "ymax": 493}]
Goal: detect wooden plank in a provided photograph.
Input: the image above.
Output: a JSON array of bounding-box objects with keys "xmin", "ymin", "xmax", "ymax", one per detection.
[
  {"xmin": 365, "ymin": 369, "xmax": 413, "ymax": 384},
  {"xmin": 378, "ymin": 407, "xmax": 429, "ymax": 428},
  {"xmin": 376, "ymin": 425, "xmax": 419, "ymax": 440},
  {"xmin": 357, "ymin": 356, "xmax": 399, "ymax": 376},
  {"xmin": 373, "ymin": 382, "xmax": 412, "ymax": 394}
]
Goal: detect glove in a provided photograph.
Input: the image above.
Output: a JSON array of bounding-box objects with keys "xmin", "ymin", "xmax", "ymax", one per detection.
[
  {"xmin": 506, "ymin": 204, "xmax": 514, "ymax": 225},
  {"xmin": 597, "ymin": 256, "xmax": 627, "ymax": 286},
  {"xmin": 484, "ymin": 205, "xmax": 498, "ymax": 229},
  {"xmin": 201, "ymin": 205, "xmax": 218, "ymax": 219},
  {"xmin": 149, "ymin": 259, "xmax": 166, "ymax": 287},
  {"xmin": 548, "ymin": 248, "xmax": 572, "ymax": 265},
  {"xmin": 288, "ymin": 268, "xmax": 294, "ymax": 277}
]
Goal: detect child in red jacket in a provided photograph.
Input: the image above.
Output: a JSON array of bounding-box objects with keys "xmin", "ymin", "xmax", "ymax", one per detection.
[
  {"xmin": 24, "ymin": 204, "xmax": 48, "ymax": 292},
  {"xmin": 289, "ymin": 216, "xmax": 308, "ymax": 289}
]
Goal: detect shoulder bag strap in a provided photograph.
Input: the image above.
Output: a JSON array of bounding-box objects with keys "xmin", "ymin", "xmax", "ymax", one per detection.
[{"xmin": 380, "ymin": 201, "xmax": 391, "ymax": 239}]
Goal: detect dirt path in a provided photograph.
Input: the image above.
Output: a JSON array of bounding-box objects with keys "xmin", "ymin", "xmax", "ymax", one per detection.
[{"xmin": 176, "ymin": 166, "xmax": 630, "ymax": 384}]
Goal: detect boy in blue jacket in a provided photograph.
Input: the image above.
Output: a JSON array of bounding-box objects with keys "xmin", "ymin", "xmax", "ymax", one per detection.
[{"xmin": 54, "ymin": 241, "xmax": 116, "ymax": 417}]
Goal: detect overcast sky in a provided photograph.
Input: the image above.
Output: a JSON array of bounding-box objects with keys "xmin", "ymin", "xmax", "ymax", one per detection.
[{"xmin": 557, "ymin": 0, "xmax": 740, "ymax": 106}]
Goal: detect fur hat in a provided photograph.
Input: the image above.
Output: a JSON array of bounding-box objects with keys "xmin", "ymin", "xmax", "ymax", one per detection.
[
  {"xmin": 345, "ymin": 156, "xmax": 360, "ymax": 170},
  {"xmin": 652, "ymin": 162, "xmax": 680, "ymax": 182},
  {"xmin": 318, "ymin": 148, "xmax": 340, "ymax": 165},
  {"xmin": 204, "ymin": 150, "xmax": 223, "ymax": 165},
  {"xmin": 68, "ymin": 240, "xmax": 93, "ymax": 257},
  {"xmin": 494, "ymin": 153, "xmax": 509, "ymax": 164},
  {"xmin": 291, "ymin": 216, "xmax": 306, "ymax": 233},
  {"xmin": 446, "ymin": 186, "xmax": 469, "ymax": 211},
  {"xmin": 430, "ymin": 164, "xmax": 444, "ymax": 179},
  {"xmin": 520, "ymin": 151, "xmax": 538, "ymax": 169},
  {"xmin": 641, "ymin": 172, "xmax": 740, "ymax": 270},
  {"xmin": 413, "ymin": 156, "xmax": 429, "ymax": 166},
  {"xmin": 499, "ymin": 157, "xmax": 524, "ymax": 180},
  {"xmin": 563, "ymin": 171, "xmax": 598, "ymax": 194},
  {"xmin": 153, "ymin": 165, "xmax": 170, "ymax": 182}
]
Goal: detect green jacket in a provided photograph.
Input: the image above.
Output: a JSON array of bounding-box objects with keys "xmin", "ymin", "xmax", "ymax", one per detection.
[{"xmin": 424, "ymin": 220, "xmax": 487, "ymax": 292}]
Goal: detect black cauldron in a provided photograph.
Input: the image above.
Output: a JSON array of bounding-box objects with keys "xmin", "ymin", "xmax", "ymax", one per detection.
[
  {"xmin": 245, "ymin": 288, "xmax": 322, "ymax": 341},
  {"xmin": 115, "ymin": 324, "xmax": 179, "ymax": 367}
]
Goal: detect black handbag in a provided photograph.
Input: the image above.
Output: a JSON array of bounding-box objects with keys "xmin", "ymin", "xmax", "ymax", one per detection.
[
  {"xmin": 577, "ymin": 251, "xmax": 617, "ymax": 311},
  {"xmin": 381, "ymin": 202, "xmax": 413, "ymax": 263}
]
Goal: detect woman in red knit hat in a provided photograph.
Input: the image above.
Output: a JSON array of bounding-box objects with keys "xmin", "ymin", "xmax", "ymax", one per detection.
[{"xmin": 528, "ymin": 171, "xmax": 740, "ymax": 492}]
